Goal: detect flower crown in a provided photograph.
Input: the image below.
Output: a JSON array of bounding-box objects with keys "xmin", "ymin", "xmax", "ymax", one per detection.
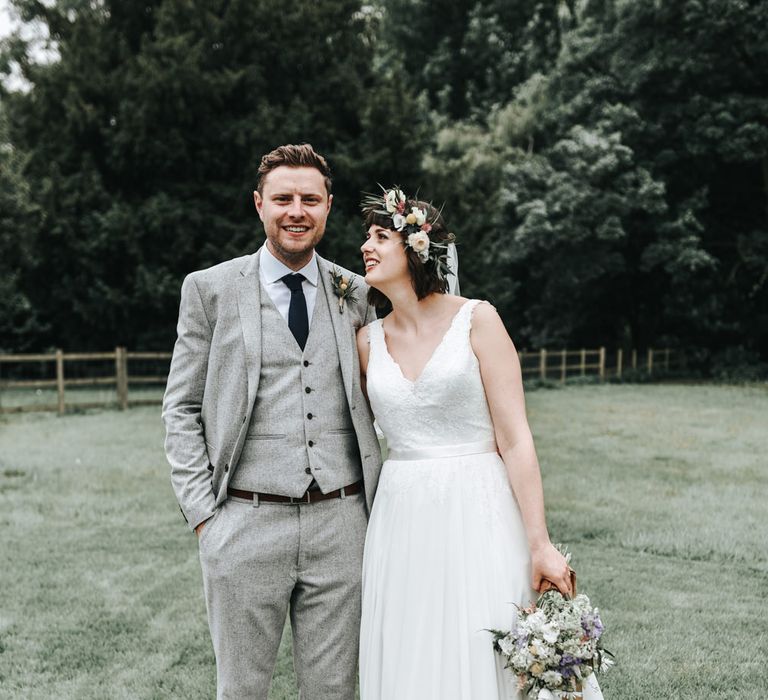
[{"xmin": 361, "ymin": 186, "xmax": 454, "ymax": 282}]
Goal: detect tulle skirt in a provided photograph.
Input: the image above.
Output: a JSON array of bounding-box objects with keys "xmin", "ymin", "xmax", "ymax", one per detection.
[{"xmin": 359, "ymin": 450, "xmax": 532, "ymax": 700}]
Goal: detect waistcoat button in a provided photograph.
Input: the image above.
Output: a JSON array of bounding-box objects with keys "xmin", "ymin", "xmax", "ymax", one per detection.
[
  {"xmin": 305, "ymin": 387, "xmax": 312, "ymax": 393},
  {"xmin": 307, "ymin": 413, "xmax": 313, "ymax": 419},
  {"xmin": 305, "ymin": 467, "xmax": 312, "ymax": 474},
  {"xmin": 308, "ymin": 440, "xmax": 314, "ymax": 447},
  {"xmin": 303, "ymin": 360, "xmax": 310, "ymax": 367}
]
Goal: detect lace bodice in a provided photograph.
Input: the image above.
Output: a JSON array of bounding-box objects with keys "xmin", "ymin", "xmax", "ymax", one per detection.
[{"xmin": 366, "ymin": 300, "xmax": 496, "ymax": 454}]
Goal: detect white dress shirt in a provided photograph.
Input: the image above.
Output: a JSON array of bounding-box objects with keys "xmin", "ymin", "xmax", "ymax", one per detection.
[{"xmin": 259, "ymin": 244, "xmax": 319, "ymax": 324}]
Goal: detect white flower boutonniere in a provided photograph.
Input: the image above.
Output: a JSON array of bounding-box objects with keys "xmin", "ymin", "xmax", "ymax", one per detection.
[{"xmin": 330, "ymin": 267, "xmax": 358, "ymax": 314}]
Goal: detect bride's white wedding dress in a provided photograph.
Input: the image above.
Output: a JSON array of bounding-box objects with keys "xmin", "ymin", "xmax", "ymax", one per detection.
[{"xmin": 359, "ymin": 300, "xmax": 604, "ymax": 699}]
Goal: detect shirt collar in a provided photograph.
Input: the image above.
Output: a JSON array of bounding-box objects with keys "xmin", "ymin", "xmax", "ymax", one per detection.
[{"xmin": 261, "ymin": 244, "xmax": 319, "ymax": 286}]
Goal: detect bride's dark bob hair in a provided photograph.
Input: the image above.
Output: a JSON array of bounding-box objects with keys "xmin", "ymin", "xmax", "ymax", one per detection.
[{"xmin": 363, "ymin": 199, "xmax": 455, "ymax": 310}]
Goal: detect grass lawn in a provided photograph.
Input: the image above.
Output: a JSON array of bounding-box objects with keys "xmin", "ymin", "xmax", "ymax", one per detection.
[{"xmin": 0, "ymin": 383, "xmax": 766, "ymax": 699}]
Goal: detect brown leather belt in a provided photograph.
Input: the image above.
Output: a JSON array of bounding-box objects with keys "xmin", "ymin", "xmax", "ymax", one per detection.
[{"xmin": 228, "ymin": 480, "xmax": 363, "ymax": 504}]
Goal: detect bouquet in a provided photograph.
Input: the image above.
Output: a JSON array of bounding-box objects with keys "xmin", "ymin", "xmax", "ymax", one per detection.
[{"xmin": 490, "ymin": 549, "xmax": 614, "ymax": 699}]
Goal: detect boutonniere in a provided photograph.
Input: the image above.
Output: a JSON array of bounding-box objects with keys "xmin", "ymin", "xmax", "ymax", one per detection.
[{"xmin": 329, "ymin": 267, "xmax": 358, "ymax": 314}]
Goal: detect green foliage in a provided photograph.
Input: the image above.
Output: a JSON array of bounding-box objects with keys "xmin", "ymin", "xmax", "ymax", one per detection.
[
  {"xmin": 2, "ymin": 0, "xmax": 375, "ymax": 350},
  {"xmin": 0, "ymin": 0, "xmax": 766, "ymax": 364},
  {"xmin": 0, "ymin": 107, "xmax": 44, "ymax": 351},
  {"xmin": 377, "ymin": 0, "xmax": 566, "ymax": 119},
  {"xmin": 422, "ymin": 0, "xmax": 767, "ymax": 358},
  {"xmin": 536, "ymin": 0, "xmax": 768, "ymax": 352}
]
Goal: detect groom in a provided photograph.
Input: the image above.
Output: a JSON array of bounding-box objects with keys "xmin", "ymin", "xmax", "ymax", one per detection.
[{"xmin": 162, "ymin": 143, "xmax": 382, "ymax": 699}]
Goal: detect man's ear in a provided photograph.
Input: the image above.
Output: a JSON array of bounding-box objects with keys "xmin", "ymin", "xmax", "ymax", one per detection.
[
  {"xmin": 327, "ymin": 193, "xmax": 333, "ymax": 213},
  {"xmin": 253, "ymin": 190, "xmax": 264, "ymax": 220}
]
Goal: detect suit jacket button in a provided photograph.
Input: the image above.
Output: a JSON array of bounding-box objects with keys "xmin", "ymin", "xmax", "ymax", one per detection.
[
  {"xmin": 305, "ymin": 467, "xmax": 312, "ymax": 474},
  {"xmin": 224, "ymin": 463, "xmax": 229, "ymax": 472}
]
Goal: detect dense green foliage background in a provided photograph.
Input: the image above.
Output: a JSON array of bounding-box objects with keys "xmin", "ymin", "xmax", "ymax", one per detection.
[{"xmin": 1, "ymin": 0, "xmax": 766, "ymax": 372}]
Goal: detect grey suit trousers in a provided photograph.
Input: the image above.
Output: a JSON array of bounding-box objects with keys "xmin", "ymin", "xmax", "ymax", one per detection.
[{"xmin": 198, "ymin": 491, "xmax": 368, "ymax": 699}]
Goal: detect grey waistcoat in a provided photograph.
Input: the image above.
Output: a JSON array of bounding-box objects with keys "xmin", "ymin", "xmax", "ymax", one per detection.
[{"xmin": 230, "ymin": 281, "xmax": 362, "ymax": 496}]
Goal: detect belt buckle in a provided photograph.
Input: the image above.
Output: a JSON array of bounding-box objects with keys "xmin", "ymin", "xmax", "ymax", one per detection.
[{"xmin": 289, "ymin": 492, "xmax": 312, "ymax": 505}]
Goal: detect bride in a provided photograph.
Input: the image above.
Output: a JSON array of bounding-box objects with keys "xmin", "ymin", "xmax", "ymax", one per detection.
[{"xmin": 356, "ymin": 188, "xmax": 604, "ymax": 699}]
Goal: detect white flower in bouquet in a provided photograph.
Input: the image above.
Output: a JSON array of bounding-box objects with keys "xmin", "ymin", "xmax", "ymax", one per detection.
[
  {"xmin": 541, "ymin": 671, "xmax": 563, "ymax": 687},
  {"xmin": 541, "ymin": 622, "xmax": 560, "ymax": 644},
  {"xmin": 497, "ymin": 635, "xmax": 516, "ymax": 656},
  {"xmin": 526, "ymin": 610, "xmax": 547, "ymax": 632}
]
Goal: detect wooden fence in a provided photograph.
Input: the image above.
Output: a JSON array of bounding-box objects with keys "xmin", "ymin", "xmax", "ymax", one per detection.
[
  {"xmin": 517, "ymin": 347, "xmax": 676, "ymax": 382},
  {"xmin": 0, "ymin": 346, "xmax": 677, "ymax": 415},
  {"xmin": 0, "ymin": 348, "xmax": 171, "ymax": 414}
]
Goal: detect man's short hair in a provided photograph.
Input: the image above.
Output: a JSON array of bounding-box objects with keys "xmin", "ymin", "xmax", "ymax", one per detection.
[{"xmin": 256, "ymin": 143, "xmax": 332, "ymax": 195}]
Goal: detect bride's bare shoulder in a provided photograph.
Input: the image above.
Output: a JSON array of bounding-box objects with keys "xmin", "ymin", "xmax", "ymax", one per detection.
[{"xmin": 468, "ymin": 301, "xmax": 516, "ymax": 347}]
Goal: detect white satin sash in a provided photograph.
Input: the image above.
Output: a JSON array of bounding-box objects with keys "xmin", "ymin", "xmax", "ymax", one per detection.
[{"xmin": 387, "ymin": 439, "xmax": 498, "ymax": 462}]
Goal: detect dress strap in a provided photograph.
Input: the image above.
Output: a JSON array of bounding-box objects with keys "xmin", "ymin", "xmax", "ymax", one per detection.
[
  {"xmin": 366, "ymin": 318, "xmax": 384, "ymax": 349},
  {"xmin": 454, "ymin": 299, "xmax": 488, "ymax": 333}
]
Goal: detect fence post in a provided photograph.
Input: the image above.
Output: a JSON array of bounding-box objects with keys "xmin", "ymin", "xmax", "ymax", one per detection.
[
  {"xmin": 560, "ymin": 350, "xmax": 567, "ymax": 383},
  {"xmin": 115, "ymin": 346, "xmax": 129, "ymax": 410},
  {"xmin": 599, "ymin": 347, "xmax": 606, "ymax": 381},
  {"xmin": 539, "ymin": 349, "xmax": 547, "ymax": 380},
  {"xmin": 580, "ymin": 349, "xmax": 586, "ymax": 376},
  {"xmin": 647, "ymin": 348, "xmax": 654, "ymax": 375},
  {"xmin": 631, "ymin": 349, "xmax": 637, "ymax": 370},
  {"xmin": 616, "ymin": 349, "xmax": 623, "ymax": 379},
  {"xmin": 56, "ymin": 349, "xmax": 65, "ymax": 415}
]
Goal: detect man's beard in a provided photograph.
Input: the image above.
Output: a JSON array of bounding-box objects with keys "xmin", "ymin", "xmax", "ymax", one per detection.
[{"xmin": 267, "ymin": 230, "xmax": 324, "ymax": 266}]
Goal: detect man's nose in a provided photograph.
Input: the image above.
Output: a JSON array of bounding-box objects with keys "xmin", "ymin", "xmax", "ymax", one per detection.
[{"xmin": 288, "ymin": 196, "xmax": 304, "ymax": 217}]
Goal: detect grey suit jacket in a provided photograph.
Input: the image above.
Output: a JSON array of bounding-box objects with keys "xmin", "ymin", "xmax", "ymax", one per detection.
[{"xmin": 162, "ymin": 247, "xmax": 382, "ymax": 531}]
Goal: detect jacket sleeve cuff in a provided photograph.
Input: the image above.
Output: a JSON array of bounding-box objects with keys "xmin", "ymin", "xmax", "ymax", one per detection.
[{"xmin": 184, "ymin": 501, "xmax": 217, "ymax": 533}]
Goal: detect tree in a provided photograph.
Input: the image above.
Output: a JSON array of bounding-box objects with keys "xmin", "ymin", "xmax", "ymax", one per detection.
[
  {"xmin": 0, "ymin": 106, "xmax": 44, "ymax": 351},
  {"xmin": 377, "ymin": 0, "xmax": 567, "ymax": 120},
  {"xmin": 537, "ymin": 0, "xmax": 768, "ymax": 354},
  {"xmin": 1, "ymin": 0, "xmax": 376, "ymax": 350}
]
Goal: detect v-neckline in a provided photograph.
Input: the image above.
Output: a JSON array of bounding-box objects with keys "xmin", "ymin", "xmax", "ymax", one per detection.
[{"xmin": 380, "ymin": 301, "xmax": 471, "ymax": 386}]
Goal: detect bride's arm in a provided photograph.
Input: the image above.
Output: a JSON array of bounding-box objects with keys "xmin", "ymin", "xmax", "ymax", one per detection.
[
  {"xmin": 470, "ymin": 303, "xmax": 572, "ymax": 595},
  {"xmin": 356, "ymin": 325, "xmax": 371, "ymax": 400}
]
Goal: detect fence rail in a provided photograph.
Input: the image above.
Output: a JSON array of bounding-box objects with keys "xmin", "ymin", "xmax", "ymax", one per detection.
[
  {"xmin": 517, "ymin": 347, "xmax": 677, "ymax": 381},
  {"xmin": 0, "ymin": 348, "xmax": 171, "ymax": 414},
  {"xmin": 0, "ymin": 346, "xmax": 679, "ymax": 415}
]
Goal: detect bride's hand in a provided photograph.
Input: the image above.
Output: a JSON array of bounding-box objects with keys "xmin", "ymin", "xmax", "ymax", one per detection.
[{"xmin": 530, "ymin": 541, "xmax": 572, "ymax": 596}]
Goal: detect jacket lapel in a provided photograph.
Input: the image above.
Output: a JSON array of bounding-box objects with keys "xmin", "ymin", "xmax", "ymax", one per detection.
[
  {"xmin": 236, "ymin": 249, "xmax": 263, "ymax": 408},
  {"xmin": 318, "ymin": 256, "xmax": 355, "ymax": 406}
]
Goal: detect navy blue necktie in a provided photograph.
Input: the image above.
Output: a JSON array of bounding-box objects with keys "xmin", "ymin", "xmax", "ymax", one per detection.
[{"xmin": 281, "ymin": 273, "xmax": 309, "ymax": 350}]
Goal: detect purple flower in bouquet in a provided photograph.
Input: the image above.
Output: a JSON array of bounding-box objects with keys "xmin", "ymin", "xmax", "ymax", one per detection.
[
  {"xmin": 581, "ymin": 611, "xmax": 604, "ymax": 640},
  {"xmin": 558, "ymin": 654, "xmax": 579, "ymax": 679}
]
